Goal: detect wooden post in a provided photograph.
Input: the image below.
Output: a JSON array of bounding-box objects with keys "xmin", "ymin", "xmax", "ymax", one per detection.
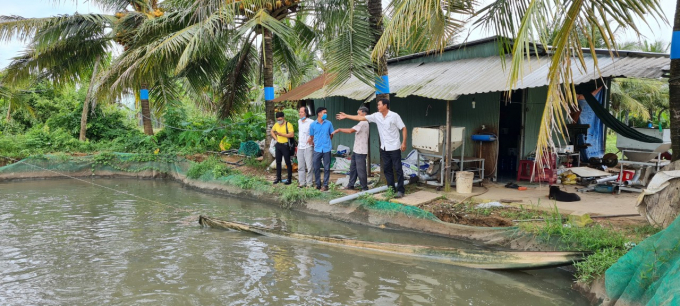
[
  {"xmin": 444, "ymin": 100, "xmax": 452, "ymax": 192},
  {"xmin": 365, "ymin": 101, "xmax": 372, "ymax": 178}
]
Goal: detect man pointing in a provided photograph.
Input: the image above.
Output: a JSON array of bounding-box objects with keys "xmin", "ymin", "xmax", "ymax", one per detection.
[{"xmin": 336, "ymin": 99, "xmax": 407, "ymax": 198}]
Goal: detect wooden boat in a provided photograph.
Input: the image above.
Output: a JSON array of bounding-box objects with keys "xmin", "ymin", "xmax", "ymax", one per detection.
[{"xmin": 198, "ymin": 215, "xmax": 588, "ymax": 270}]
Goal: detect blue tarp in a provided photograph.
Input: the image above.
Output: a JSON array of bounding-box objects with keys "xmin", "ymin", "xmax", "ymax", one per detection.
[{"xmin": 577, "ymin": 89, "xmax": 605, "ymax": 161}]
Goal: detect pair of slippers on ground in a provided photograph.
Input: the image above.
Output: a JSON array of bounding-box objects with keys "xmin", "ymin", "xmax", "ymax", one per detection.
[{"xmin": 505, "ymin": 182, "xmax": 527, "ymax": 190}]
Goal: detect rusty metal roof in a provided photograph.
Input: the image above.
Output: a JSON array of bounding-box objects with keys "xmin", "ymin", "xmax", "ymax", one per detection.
[
  {"xmin": 272, "ymin": 73, "xmax": 334, "ymax": 102},
  {"xmin": 278, "ymin": 54, "xmax": 668, "ymax": 102}
]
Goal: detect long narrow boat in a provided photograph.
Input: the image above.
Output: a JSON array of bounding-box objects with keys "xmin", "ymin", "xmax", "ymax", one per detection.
[{"xmin": 198, "ymin": 215, "xmax": 588, "ymax": 270}]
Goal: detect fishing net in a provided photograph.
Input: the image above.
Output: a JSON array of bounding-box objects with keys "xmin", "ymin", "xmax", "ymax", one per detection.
[
  {"xmin": 238, "ymin": 141, "xmax": 261, "ymax": 157},
  {"xmin": 0, "ymin": 153, "xmax": 188, "ymax": 179},
  {"xmin": 605, "ymin": 216, "xmax": 680, "ymax": 305},
  {"xmin": 367, "ymin": 201, "xmax": 439, "ymax": 220}
]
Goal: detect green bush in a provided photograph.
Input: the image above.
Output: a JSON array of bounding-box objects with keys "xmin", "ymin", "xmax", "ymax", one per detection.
[
  {"xmin": 278, "ymin": 185, "xmax": 323, "ymax": 208},
  {"xmin": 186, "ymin": 156, "xmax": 223, "ymax": 179}
]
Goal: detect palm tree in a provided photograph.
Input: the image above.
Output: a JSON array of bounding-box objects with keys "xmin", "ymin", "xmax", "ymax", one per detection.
[
  {"xmin": 671, "ymin": 1, "xmax": 680, "ymax": 161},
  {"xmin": 0, "ymin": 0, "xmax": 171, "ymax": 138},
  {"xmin": 610, "ymin": 78, "xmax": 671, "ymax": 125},
  {"xmin": 0, "ymin": 79, "xmax": 35, "ymax": 122},
  {"xmin": 99, "ymin": 0, "xmax": 312, "ymax": 160}
]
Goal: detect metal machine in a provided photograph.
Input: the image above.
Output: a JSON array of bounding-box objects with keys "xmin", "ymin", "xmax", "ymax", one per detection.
[
  {"xmin": 616, "ymin": 128, "xmax": 671, "ymax": 193},
  {"xmin": 412, "ymin": 126, "xmax": 484, "ymax": 188}
]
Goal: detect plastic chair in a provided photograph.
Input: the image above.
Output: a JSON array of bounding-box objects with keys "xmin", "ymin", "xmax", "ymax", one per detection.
[
  {"xmin": 533, "ymin": 153, "xmax": 557, "ymax": 184},
  {"xmin": 517, "ymin": 160, "xmax": 535, "ymax": 182}
]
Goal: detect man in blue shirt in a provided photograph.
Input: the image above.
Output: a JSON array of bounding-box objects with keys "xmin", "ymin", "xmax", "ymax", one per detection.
[{"xmin": 308, "ymin": 107, "xmax": 334, "ymax": 191}]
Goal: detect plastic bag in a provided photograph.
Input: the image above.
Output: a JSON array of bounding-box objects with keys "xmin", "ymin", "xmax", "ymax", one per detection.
[
  {"xmin": 331, "ymin": 157, "xmax": 351, "ymax": 171},
  {"xmin": 336, "ymin": 145, "xmax": 351, "ymax": 156},
  {"xmin": 268, "ymin": 139, "xmax": 276, "ymax": 157}
]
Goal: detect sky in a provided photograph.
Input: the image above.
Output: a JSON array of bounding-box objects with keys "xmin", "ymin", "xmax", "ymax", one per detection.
[{"xmin": 0, "ymin": 0, "xmax": 678, "ymax": 69}]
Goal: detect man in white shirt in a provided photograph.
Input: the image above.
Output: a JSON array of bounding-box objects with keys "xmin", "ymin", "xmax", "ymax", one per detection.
[
  {"xmin": 332, "ymin": 106, "xmax": 370, "ymax": 191},
  {"xmin": 336, "ymin": 99, "xmax": 407, "ymax": 198},
  {"xmin": 296, "ymin": 106, "xmax": 314, "ymax": 188}
]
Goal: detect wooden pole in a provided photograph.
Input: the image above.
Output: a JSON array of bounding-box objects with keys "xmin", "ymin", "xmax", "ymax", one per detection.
[
  {"xmin": 444, "ymin": 100, "xmax": 452, "ymax": 192},
  {"xmin": 366, "ymin": 101, "xmax": 372, "ymax": 178}
]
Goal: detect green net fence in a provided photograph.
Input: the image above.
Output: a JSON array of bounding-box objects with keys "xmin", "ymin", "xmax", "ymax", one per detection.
[
  {"xmin": 367, "ymin": 201, "xmax": 439, "ymax": 220},
  {"xmin": 606, "ymin": 216, "xmax": 680, "ymax": 305},
  {"xmin": 0, "ymin": 153, "xmax": 188, "ymax": 178}
]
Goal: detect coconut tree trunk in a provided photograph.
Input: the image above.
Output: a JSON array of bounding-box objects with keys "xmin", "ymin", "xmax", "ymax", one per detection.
[
  {"xmin": 79, "ymin": 57, "xmax": 101, "ymax": 141},
  {"xmin": 140, "ymin": 84, "xmax": 154, "ymax": 135},
  {"xmin": 263, "ymin": 28, "xmax": 276, "ymax": 161},
  {"xmin": 671, "ymin": 0, "xmax": 680, "ymax": 161},
  {"xmin": 5, "ymin": 101, "xmax": 10, "ymax": 122},
  {"xmin": 368, "ymin": 0, "xmax": 389, "ymax": 102},
  {"xmin": 368, "ymin": 0, "xmax": 390, "ymax": 184}
]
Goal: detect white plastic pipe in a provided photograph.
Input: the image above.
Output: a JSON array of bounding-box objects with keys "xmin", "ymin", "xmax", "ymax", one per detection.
[
  {"xmin": 624, "ymin": 171, "xmax": 643, "ymax": 186},
  {"xmin": 595, "ymin": 175, "xmax": 619, "ymax": 184},
  {"xmin": 329, "ymin": 181, "xmax": 410, "ymax": 205}
]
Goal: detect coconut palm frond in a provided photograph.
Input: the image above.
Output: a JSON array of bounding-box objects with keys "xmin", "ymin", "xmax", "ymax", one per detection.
[
  {"xmin": 499, "ymin": 0, "xmax": 666, "ymax": 168},
  {"xmin": 0, "ymin": 15, "xmax": 65, "ymax": 42},
  {"xmin": 373, "ymin": 0, "xmax": 474, "ymax": 62},
  {"xmin": 610, "ymin": 80, "xmax": 651, "ymax": 120},
  {"xmin": 218, "ymin": 39, "xmax": 259, "ymax": 118},
  {"xmin": 5, "ymin": 35, "xmax": 111, "ymax": 86},
  {"xmin": 83, "ymin": 0, "xmax": 154, "ymax": 14},
  {"xmin": 31, "ymin": 14, "xmax": 114, "ymax": 50},
  {"xmin": 149, "ymin": 76, "xmax": 183, "ymax": 115},
  {"xmin": 641, "ymin": 40, "xmax": 669, "ymax": 53},
  {"xmin": 316, "ymin": 0, "xmax": 373, "ymax": 90}
]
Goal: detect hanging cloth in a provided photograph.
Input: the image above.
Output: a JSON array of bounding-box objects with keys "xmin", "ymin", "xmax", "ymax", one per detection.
[{"xmin": 581, "ymin": 92, "xmax": 662, "ymax": 143}]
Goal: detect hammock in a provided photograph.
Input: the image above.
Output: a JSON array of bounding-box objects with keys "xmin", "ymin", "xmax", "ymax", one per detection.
[{"xmin": 582, "ymin": 92, "xmax": 662, "ymax": 143}]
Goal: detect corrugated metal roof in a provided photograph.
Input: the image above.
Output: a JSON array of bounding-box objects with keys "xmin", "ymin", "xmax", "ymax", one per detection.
[
  {"xmin": 295, "ymin": 54, "xmax": 668, "ymax": 101},
  {"xmin": 272, "ymin": 73, "xmax": 334, "ymax": 102}
]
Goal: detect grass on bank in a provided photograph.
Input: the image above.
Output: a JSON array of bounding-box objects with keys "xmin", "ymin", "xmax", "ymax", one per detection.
[
  {"xmin": 432, "ymin": 199, "xmax": 662, "ymax": 283},
  {"xmin": 519, "ymin": 206, "xmax": 661, "ymax": 283}
]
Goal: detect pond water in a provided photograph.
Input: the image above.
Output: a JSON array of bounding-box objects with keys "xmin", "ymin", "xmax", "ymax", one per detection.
[{"xmin": 0, "ymin": 179, "xmax": 589, "ymax": 305}]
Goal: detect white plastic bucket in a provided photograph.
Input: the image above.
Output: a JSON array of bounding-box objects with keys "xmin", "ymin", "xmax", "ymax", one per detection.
[{"xmin": 456, "ymin": 171, "xmax": 474, "ymax": 194}]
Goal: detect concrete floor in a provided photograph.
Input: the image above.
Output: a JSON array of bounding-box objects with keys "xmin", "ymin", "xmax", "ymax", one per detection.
[{"xmin": 441, "ymin": 182, "xmax": 640, "ymax": 216}]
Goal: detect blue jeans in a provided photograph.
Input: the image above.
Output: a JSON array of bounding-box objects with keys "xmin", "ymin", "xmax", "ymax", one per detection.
[{"xmin": 313, "ymin": 151, "xmax": 331, "ymax": 187}]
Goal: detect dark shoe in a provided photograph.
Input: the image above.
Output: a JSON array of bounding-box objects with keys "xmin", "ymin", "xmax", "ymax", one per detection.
[
  {"xmin": 322, "ymin": 186, "xmax": 329, "ymax": 192},
  {"xmin": 344, "ymin": 186, "xmax": 355, "ymax": 190},
  {"xmin": 505, "ymin": 182, "xmax": 519, "ymax": 189},
  {"xmin": 316, "ymin": 185, "xmax": 321, "ymax": 190},
  {"xmin": 395, "ymin": 192, "xmax": 404, "ymax": 198},
  {"xmin": 361, "ymin": 188, "xmax": 369, "ymax": 191},
  {"xmin": 283, "ymin": 179, "xmax": 292, "ymax": 185},
  {"xmin": 273, "ymin": 179, "xmax": 281, "ymax": 184}
]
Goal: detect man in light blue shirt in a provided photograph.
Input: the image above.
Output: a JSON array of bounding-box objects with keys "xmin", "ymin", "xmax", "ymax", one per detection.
[{"xmin": 308, "ymin": 107, "xmax": 334, "ymax": 191}]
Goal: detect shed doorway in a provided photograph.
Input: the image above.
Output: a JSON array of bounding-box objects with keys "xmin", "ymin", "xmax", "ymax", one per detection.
[{"xmin": 497, "ymin": 90, "xmax": 525, "ymax": 181}]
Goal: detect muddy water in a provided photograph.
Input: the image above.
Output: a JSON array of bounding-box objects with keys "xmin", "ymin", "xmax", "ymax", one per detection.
[{"xmin": 0, "ymin": 179, "xmax": 588, "ymax": 305}]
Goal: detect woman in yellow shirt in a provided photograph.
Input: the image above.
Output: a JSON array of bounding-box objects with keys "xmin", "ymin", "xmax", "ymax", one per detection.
[{"xmin": 270, "ymin": 112, "xmax": 295, "ymax": 184}]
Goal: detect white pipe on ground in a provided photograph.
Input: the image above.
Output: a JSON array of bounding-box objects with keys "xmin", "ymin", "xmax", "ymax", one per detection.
[
  {"xmin": 595, "ymin": 175, "xmax": 619, "ymax": 184},
  {"xmin": 624, "ymin": 171, "xmax": 643, "ymax": 186},
  {"xmin": 329, "ymin": 181, "xmax": 410, "ymax": 205}
]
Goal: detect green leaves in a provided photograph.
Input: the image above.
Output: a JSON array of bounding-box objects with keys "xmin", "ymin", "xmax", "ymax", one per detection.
[
  {"xmin": 318, "ymin": 0, "xmax": 374, "ymax": 90},
  {"xmin": 374, "ymin": 0, "xmax": 473, "ymax": 63}
]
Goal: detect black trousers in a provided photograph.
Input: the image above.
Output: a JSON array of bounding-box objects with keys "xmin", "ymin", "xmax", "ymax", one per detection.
[
  {"xmin": 381, "ymin": 149, "xmax": 405, "ymax": 193},
  {"xmin": 275, "ymin": 142, "xmax": 292, "ymax": 181}
]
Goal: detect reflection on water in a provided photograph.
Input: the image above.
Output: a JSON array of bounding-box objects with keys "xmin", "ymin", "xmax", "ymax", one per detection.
[{"xmin": 0, "ymin": 179, "xmax": 589, "ymax": 305}]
